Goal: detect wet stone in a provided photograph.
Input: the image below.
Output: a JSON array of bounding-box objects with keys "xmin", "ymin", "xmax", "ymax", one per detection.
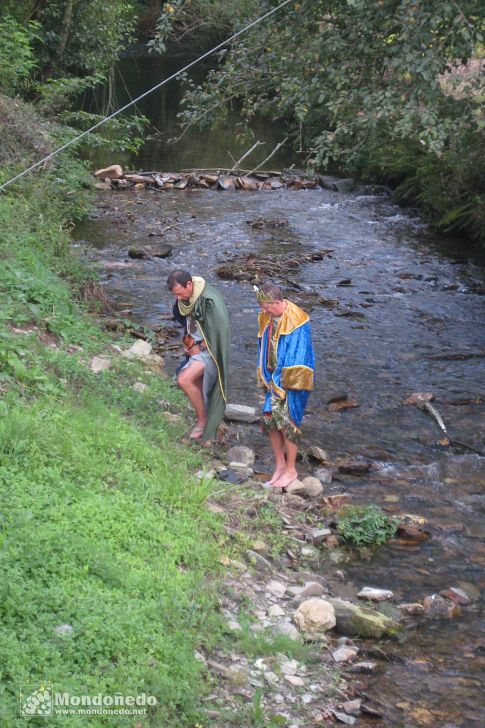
[
  {"xmin": 357, "ymin": 587, "xmax": 394, "ymax": 601},
  {"xmin": 332, "ymin": 646, "xmax": 359, "ymax": 663},
  {"xmin": 439, "ymin": 587, "xmax": 472, "ymax": 605}
]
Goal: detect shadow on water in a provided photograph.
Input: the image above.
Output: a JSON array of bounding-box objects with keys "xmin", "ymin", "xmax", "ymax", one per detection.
[{"xmin": 76, "ymin": 48, "xmax": 485, "ymax": 727}]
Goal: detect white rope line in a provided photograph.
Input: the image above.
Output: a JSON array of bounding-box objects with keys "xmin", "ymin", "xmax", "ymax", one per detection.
[{"xmin": 0, "ymin": 0, "xmax": 293, "ymax": 192}]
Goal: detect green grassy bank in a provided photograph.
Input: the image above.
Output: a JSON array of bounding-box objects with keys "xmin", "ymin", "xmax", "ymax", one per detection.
[{"xmin": 0, "ymin": 97, "xmax": 223, "ymax": 726}]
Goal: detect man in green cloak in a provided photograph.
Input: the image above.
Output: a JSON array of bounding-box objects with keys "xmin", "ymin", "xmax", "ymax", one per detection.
[{"xmin": 167, "ymin": 270, "xmax": 230, "ymax": 442}]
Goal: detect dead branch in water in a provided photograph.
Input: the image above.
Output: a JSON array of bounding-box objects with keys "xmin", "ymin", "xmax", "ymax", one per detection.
[
  {"xmin": 228, "ymin": 140, "xmax": 265, "ymax": 174},
  {"xmin": 246, "ymin": 137, "xmax": 288, "ymax": 176}
]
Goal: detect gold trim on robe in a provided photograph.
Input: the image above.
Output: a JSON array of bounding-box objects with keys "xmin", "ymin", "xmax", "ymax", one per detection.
[{"xmin": 281, "ymin": 365, "xmax": 314, "ymax": 391}]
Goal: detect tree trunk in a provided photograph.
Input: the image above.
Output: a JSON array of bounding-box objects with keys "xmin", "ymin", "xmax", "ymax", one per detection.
[{"xmin": 58, "ymin": 0, "xmax": 75, "ymax": 60}]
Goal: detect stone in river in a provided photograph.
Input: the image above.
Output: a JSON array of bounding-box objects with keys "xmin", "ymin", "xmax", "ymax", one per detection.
[
  {"xmin": 398, "ymin": 603, "xmax": 425, "ymax": 616},
  {"xmin": 422, "ymin": 593, "xmax": 462, "ymax": 619},
  {"xmin": 328, "ymin": 598, "xmax": 402, "ymax": 638},
  {"xmin": 357, "ymin": 587, "xmax": 394, "ymax": 601},
  {"xmin": 439, "ymin": 587, "xmax": 472, "ymax": 605},
  {"xmin": 225, "ymin": 404, "xmax": 257, "ymax": 422}
]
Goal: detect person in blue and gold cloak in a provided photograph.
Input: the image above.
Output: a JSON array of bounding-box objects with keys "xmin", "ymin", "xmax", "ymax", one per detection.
[{"xmin": 255, "ymin": 282, "xmax": 315, "ymax": 490}]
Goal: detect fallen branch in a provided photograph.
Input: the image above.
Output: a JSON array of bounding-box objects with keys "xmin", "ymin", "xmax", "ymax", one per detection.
[
  {"xmin": 418, "ymin": 401, "xmax": 484, "ymax": 455},
  {"xmin": 228, "ymin": 140, "xmax": 265, "ymax": 174},
  {"xmin": 419, "ymin": 401, "xmax": 448, "ymax": 436},
  {"xmin": 246, "ymin": 137, "xmax": 288, "ymax": 176}
]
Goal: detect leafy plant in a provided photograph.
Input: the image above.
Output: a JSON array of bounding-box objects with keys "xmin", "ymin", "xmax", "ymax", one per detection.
[
  {"xmin": 0, "ymin": 15, "xmax": 39, "ymax": 94},
  {"xmin": 337, "ymin": 505, "xmax": 397, "ymax": 547}
]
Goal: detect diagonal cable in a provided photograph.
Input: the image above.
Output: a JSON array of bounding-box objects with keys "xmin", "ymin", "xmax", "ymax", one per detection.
[{"xmin": 0, "ymin": 0, "xmax": 293, "ymax": 192}]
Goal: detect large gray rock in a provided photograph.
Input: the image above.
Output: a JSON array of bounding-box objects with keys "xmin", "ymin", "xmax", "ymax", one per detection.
[
  {"xmin": 293, "ymin": 598, "xmax": 336, "ymax": 637},
  {"xmin": 226, "ymin": 445, "xmax": 255, "ymax": 467},
  {"xmin": 328, "ymin": 598, "xmax": 402, "ymax": 639},
  {"xmin": 225, "ymin": 404, "xmax": 258, "ymax": 422}
]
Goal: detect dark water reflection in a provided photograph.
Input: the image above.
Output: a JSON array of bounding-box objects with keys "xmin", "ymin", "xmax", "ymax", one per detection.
[{"xmin": 75, "ymin": 185, "xmax": 485, "ymax": 726}]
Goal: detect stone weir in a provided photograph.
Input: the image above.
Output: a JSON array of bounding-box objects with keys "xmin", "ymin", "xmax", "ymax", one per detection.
[{"xmin": 93, "ymin": 164, "xmax": 354, "ymax": 193}]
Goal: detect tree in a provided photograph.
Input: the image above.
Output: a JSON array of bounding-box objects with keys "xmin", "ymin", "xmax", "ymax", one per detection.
[{"xmin": 151, "ymin": 0, "xmax": 485, "ymax": 242}]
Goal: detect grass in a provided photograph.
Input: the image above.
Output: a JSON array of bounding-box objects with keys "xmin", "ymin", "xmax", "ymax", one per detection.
[{"xmin": 0, "ymin": 99, "xmax": 224, "ymax": 726}]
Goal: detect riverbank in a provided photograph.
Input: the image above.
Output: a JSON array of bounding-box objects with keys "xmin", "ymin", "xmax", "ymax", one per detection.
[
  {"xmin": 1, "ymin": 96, "xmax": 375, "ymax": 727},
  {"xmin": 0, "ymin": 97, "xmax": 230, "ymax": 726}
]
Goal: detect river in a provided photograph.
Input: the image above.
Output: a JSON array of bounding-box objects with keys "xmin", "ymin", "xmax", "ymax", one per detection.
[{"xmin": 75, "ymin": 48, "xmax": 485, "ymax": 727}]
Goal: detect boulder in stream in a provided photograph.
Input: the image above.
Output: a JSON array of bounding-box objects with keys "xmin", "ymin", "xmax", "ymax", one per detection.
[{"xmin": 328, "ymin": 598, "xmax": 402, "ymax": 639}]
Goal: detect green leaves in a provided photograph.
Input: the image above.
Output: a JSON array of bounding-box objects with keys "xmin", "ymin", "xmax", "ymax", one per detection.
[{"xmin": 337, "ymin": 505, "xmax": 397, "ymax": 547}]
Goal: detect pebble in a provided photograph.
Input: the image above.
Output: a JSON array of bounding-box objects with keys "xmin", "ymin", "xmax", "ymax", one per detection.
[
  {"xmin": 280, "ymin": 659, "xmax": 299, "ymax": 676},
  {"xmin": 285, "ymin": 675, "xmax": 305, "ymax": 687},
  {"xmin": 272, "ymin": 622, "xmax": 301, "ymax": 641},
  {"xmin": 226, "ymin": 445, "xmax": 255, "ymax": 466},
  {"xmin": 268, "ymin": 604, "xmax": 286, "ymax": 617},
  {"xmin": 307, "ymin": 446, "xmax": 331, "ymax": 462},
  {"xmin": 300, "ymin": 546, "xmax": 319, "ymax": 559},
  {"xmin": 398, "ymin": 603, "xmax": 425, "ymax": 616},
  {"xmin": 266, "ymin": 580, "xmax": 287, "ymax": 598},
  {"xmin": 89, "ymin": 356, "xmax": 112, "ymax": 372},
  {"xmin": 346, "ymin": 661, "xmax": 378, "ymax": 674},
  {"xmin": 315, "ymin": 467, "xmax": 333, "ymax": 484},
  {"xmin": 357, "ymin": 587, "xmax": 394, "ymax": 601},
  {"xmin": 311, "ymin": 528, "xmax": 332, "ymax": 545},
  {"xmin": 288, "ymin": 582, "xmax": 325, "ymax": 599},
  {"xmin": 332, "ymin": 646, "xmax": 359, "ymax": 663}
]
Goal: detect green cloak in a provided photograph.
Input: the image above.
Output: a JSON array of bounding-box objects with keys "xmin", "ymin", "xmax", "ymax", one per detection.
[{"xmin": 182, "ymin": 284, "xmax": 230, "ymax": 440}]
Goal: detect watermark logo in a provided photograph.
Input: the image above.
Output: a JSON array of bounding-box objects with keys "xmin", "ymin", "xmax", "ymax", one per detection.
[
  {"xmin": 19, "ymin": 685, "xmax": 157, "ymax": 717},
  {"xmin": 20, "ymin": 685, "xmax": 53, "ymax": 716}
]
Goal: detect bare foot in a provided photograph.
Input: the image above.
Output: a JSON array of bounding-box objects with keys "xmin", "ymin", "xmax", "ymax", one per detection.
[
  {"xmin": 272, "ymin": 470, "xmax": 298, "ymax": 490},
  {"xmin": 263, "ymin": 466, "xmax": 286, "ymax": 486},
  {"xmin": 189, "ymin": 424, "xmax": 206, "ymax": 440}
]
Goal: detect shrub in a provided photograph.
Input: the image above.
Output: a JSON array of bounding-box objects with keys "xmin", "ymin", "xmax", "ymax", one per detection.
[{"xmin": 337, "ymin": 505, "xmax": 397, "ymax": 547}]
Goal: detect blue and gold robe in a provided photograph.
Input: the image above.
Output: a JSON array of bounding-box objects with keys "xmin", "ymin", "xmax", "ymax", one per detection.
[{"xmin": 257, "ymin": 300, "xmax": 315, "ymax": 429}]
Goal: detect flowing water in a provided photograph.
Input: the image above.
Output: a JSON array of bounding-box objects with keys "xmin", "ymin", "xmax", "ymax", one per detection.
[{"xmin": 75, "ymin": 49, "xmax": 485, "ymax": 726}]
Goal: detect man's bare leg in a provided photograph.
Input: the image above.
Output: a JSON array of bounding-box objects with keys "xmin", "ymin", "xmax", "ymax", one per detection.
[
  {"xmin": 177, "ymin": 360, "xmax": 207, "ymax": 437},
  {"xmin": 266, "ymin": 429, "xmax": 287, "ymax": 484},
  {"xmin": 272, "ymin": 437, "xmax": 298, "ymax": 489}
]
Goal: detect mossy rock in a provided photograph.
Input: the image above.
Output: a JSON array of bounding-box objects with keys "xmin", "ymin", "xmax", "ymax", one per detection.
[{"xmin": 328, "ymin": 598, "xmax": 403, "ymax": 639}]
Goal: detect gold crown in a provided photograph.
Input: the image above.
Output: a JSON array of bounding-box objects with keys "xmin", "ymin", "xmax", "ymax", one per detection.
[{"xmin": 253, "ymin": 285, "xmax": 275, "ymax": 303}]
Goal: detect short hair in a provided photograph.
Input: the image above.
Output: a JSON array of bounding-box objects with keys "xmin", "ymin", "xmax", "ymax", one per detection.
[
  {"xmin": 260, "ymin": 282, "xmax": 283, "ymax": 301},
  {"xmin": 167, "ymin": 270, "xmax": 192, "ymax": 290}
]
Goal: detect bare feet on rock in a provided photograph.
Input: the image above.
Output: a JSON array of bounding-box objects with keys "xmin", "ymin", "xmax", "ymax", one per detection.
[{"xmin": 271, "ymin": 469, "xmax": 298, "ymax": 490}]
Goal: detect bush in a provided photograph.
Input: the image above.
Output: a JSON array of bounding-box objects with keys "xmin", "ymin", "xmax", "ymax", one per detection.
[{"xmin": 337, "ymin": 505, "xmax": 397, "ymax": 547}]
